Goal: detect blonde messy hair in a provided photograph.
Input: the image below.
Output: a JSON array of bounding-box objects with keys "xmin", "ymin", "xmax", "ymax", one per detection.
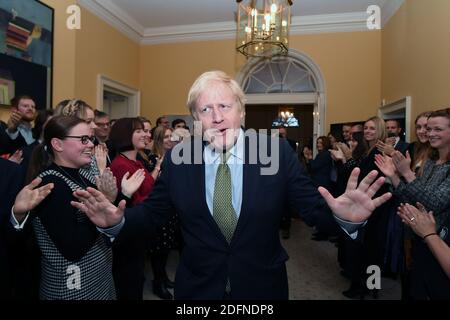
[{"xmin": 186, "ymin": 70, "xmax": 246, "ymax": 119}]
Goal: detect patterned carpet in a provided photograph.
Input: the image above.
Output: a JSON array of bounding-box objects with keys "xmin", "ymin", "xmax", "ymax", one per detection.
[{"xmin": 143, "ymin": 218, "xmax": 401, "ymax": 300}]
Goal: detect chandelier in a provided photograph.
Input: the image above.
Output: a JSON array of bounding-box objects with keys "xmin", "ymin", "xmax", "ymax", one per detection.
[{"xmin": 236, "ymin": 0, "xmax": 292, "ymax": 58}]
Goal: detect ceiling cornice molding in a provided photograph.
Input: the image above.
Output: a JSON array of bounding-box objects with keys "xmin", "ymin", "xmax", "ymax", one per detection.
[
  {"xmin": 141, "ymin": 21, "xmax": 237, "ymax": 45},
  {"xmin": 78, "ymin": 1, "xmax": 403, "ymax": 45},
  {"xmin": 290, "ymin": 12, "xmax": 368, "ymax": 35},
  {"xmin": 78, "ymin": 0, "xmax": 143, "ymax": 42},
  {"xmin": 381, "ymin": 0, "xmax": 405, "ymax": 27}
]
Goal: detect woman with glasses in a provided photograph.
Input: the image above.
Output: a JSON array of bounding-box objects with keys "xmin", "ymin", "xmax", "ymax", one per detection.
[
  {"xmin": 19, "ymin": 116, "xmax": 117, "ymax": 299},
  {"xmin": 54, "ymin": 99, "xmax": 116, "ymax": 201}
]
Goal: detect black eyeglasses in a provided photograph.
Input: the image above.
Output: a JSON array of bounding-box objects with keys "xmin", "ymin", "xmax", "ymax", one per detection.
[{"xmin": 64, "ymin": 135, "xmax": 96, "ymax": 145}]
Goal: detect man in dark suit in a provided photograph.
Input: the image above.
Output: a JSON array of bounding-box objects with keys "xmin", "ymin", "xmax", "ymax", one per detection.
[
  {"xmin": 377, "ymin": 119, "xmax": 409, "ymax": 156},
  {"xmin": 1, "ymin": 95, "xmax": 37, "ymax": 155},
  {"xmin": 72, "ymin": 71, "xmax": 392, "ymax": 300}
]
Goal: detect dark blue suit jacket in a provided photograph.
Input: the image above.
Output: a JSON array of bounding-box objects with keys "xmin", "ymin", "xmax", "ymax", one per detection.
[
  {"xmin": 0, "ymin": 158, "xmax": 26, "ymax": 298},
  {"xmin": 121, "ymin": 133, "xmax": 335, "ymax": 300}
]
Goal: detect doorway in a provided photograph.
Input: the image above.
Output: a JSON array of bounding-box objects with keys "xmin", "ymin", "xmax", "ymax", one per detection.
[
  {"xmin": 96, "ymin": 74, "xmax": 140, "ymax": 118},
  {"xmin": 245, "ymin": 104, "xmax": 314, "ymax": 148},
  {"xmin": 378, "ymin": 96, "xmax": 411, "ymax": 142}
]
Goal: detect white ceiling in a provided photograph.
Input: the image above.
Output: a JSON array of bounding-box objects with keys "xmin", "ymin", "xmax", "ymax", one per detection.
[
  {"xmin": 78, "ymin": 0, "xmax": 404, "ymax": 44},
  {"xmin": 108, "ymin": 0, "xmax": 389, "ymax": 28}
]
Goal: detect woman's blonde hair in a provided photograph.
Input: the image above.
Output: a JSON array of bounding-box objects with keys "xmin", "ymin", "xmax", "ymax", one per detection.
[
  {"xmin": 364, "ymin": 116, "xmax": 386, "ymax": 153},
  {"xmin": 151, "ymin": 126, "xmax": 173, "ymax": 158},
  {"xmin": 412, "ymin": 111, "xmax": 432, "ymax": 175},
  {"xmin": 186, "ymin": 70, "xmax": 246, "ymax": 119},
  {"xmin": 54, "ymin": 99, "xmax": 93, "ymax": 119}
]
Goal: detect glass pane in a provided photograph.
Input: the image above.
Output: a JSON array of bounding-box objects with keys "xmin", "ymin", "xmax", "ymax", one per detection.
[
  {"xmin": 252, "ymin": 63, "xmax": 274, "ymax": 87},
  {"xmin": 270, "ymin": 60, "xmax": 289, "ymax": 83},
  {"xmin": 245, "ymin": 76, "xmax": 269, "ymax": 93}
]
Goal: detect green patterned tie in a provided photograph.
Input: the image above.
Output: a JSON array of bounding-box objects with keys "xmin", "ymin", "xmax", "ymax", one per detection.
[
  {"xmin": 213, "ymin": 152, "xmax": 237, "ymax": 293},
  {"xmin": 213, "ymin": 152, "xmax": 238, "ymax": 243}
]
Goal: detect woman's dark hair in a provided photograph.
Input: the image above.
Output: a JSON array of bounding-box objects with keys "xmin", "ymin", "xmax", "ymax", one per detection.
[
  {"xmin": 351, "ymin": 131, "xmax": 368, "ymax": 161},
  {"xmin": 109, "ymin": 117, "xmax": 144, "ymax": 153},
  {"xmin": 317, "ymin": 136, "xmax": 331, "ymax": 151},
  {"xmin": 32, "ymin": 109, "xmax": 54, "ymax": 140},
  {"xmin": 26, "ymin": 116, "xmax": 85, "ymax": 183}
]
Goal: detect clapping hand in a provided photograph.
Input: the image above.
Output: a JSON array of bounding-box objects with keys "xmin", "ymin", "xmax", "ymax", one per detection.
[
  {"xmin": 398, "ymin": 203, "xmax": 435, "ymax": 238},
  {"xmin": 8, "ymin": 149, "xmax": 24, "ymax": 164},
  {"xmin": 121, "ymin": 169, "xmax": 146, "ymax": 198},
  {"xmin": 374, "ymin": 154, "xmax": 397, "ymax": 178},
  {"xmin": 96, "ymin": 168, "xmax": 118, "ymax": 202},
  {"xmin": 392, "ymin": 151, "xmax": 414, "ymax": 180},
  {"xmin": 72, "ymin": 188, "xmax": 126, "ymax": 228},
  {"xmin": 94, "ymin": 144, "xmax": 108, "ymax": 175},
  {"xmin": 376, "ymin": 140, "xmax": 395, "ymax": 156},
  {"xmin": 330, "ymin": 148, "xmax": 345, "ymax": 162},
  {"xmin": 7, "ymin": 111, "xmax": 22, "ymax": 132},
  {"xmin": 13, "ymin": 178, "xmax": 54, "ymax": 220},
  {"xmin": 318, "ymin": 168, "xmax": 392, "ymax": 223}
]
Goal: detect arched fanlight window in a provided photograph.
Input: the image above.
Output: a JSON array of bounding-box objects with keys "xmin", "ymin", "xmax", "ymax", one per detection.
[{"xmin": 242, "ymin": 57, "xmax": 317, "ymax": 94}]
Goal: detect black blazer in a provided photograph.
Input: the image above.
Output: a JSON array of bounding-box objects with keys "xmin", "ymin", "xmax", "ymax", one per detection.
[
  {"xmin": 121, "ymin": 133, "xmax": 335, "ymax": 300},
  {"xmin": 395, "ymin": 140, "xmax": 409, "ymax": 155},
  {"xmin": 0, "ymin": 121, "xmax": 29, "ymax": 155},
  {"xmin": 0, "ymin": 158, "xmax": 26, "ymax": 299}
]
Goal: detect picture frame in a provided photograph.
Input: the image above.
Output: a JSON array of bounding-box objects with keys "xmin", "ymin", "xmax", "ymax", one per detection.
[{"xmin": 0, "ymin": 0, "xmax": 54, "ymax": 109}]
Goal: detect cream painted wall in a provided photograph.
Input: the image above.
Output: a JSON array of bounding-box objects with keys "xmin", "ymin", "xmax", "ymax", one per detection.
[
  {"xmin": 139, "ymin": 39, "xmax": 242, "ymax": 123},
  {"xmin": 382, "ymin": 0, "xmax": 450, "ymax": 134},
  {"xmin": 74, "ymin": 8, "xmax": 140, "ymax": 108},
  {"xmin": 140, "ymin": 31, "xmax": 382, "ymax": 130}
]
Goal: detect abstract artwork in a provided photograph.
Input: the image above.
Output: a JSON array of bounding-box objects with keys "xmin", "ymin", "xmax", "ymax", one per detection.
[{"xmin": 0, "ymin": 0, "xmax": 53, "ymax": 108}]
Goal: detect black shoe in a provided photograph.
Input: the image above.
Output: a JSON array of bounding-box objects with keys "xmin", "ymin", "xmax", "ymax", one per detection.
[{"xmin": 153, "ymin": 280, "xmax": 173, "ymax": 300}]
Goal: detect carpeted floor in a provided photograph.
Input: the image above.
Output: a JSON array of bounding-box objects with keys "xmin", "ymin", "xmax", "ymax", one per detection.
[{"xmin": 143, "ymin": 218, "xmax": 401, "ymax": 300}]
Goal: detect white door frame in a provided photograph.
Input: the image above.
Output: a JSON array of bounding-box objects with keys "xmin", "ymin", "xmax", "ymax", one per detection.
[
  {"xmin": 96, "ymin": 75, "xmax": 140, "ymax": 116},
  {"xmin": 378, "ymin": 96, "xmax": 412, "ymax": 142}
]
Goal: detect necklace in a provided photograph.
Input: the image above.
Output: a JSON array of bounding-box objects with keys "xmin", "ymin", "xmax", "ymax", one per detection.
[{"xmin": 55, "ymin": 164, "xmax": 89, "ymax": 189}]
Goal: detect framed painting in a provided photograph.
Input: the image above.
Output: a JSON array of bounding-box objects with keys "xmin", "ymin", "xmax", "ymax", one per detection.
[{"xmin": 0, "ymin": 0, "xmax": 53, "ymax": 109}]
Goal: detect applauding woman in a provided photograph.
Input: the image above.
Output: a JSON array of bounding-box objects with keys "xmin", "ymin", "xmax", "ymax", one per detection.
[
  {"xmin": 109, "ymin": 117, "xmax": 155, "ymax": 300},
  {"xmin": 18, "ymin": 116, "xmax": 119, "ymax": 300},
  {"xmin": 375, "ymin": 109, "xmax": 450, "ymax": 299}
]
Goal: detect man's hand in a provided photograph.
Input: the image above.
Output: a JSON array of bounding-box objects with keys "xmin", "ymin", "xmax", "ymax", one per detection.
[
  {"xmin": 318, "ymin": 168, "xmax": 392, "ymax": 223},
  {"xmin": 13, "ymin": 178, "xmax": 54, "ymax": 220},
  {"xmin": 7, "ymin": 111, "xmax": 22, "ymax": 133},
  {"xmin": 72, "ymin": 187, "xmax": 125, "ymax": 228}
]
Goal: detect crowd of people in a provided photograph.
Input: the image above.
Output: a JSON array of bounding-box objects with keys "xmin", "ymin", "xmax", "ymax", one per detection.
[{"xmin": 0, "ymin": 70, "xmax": 449, "ymax": 300}]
